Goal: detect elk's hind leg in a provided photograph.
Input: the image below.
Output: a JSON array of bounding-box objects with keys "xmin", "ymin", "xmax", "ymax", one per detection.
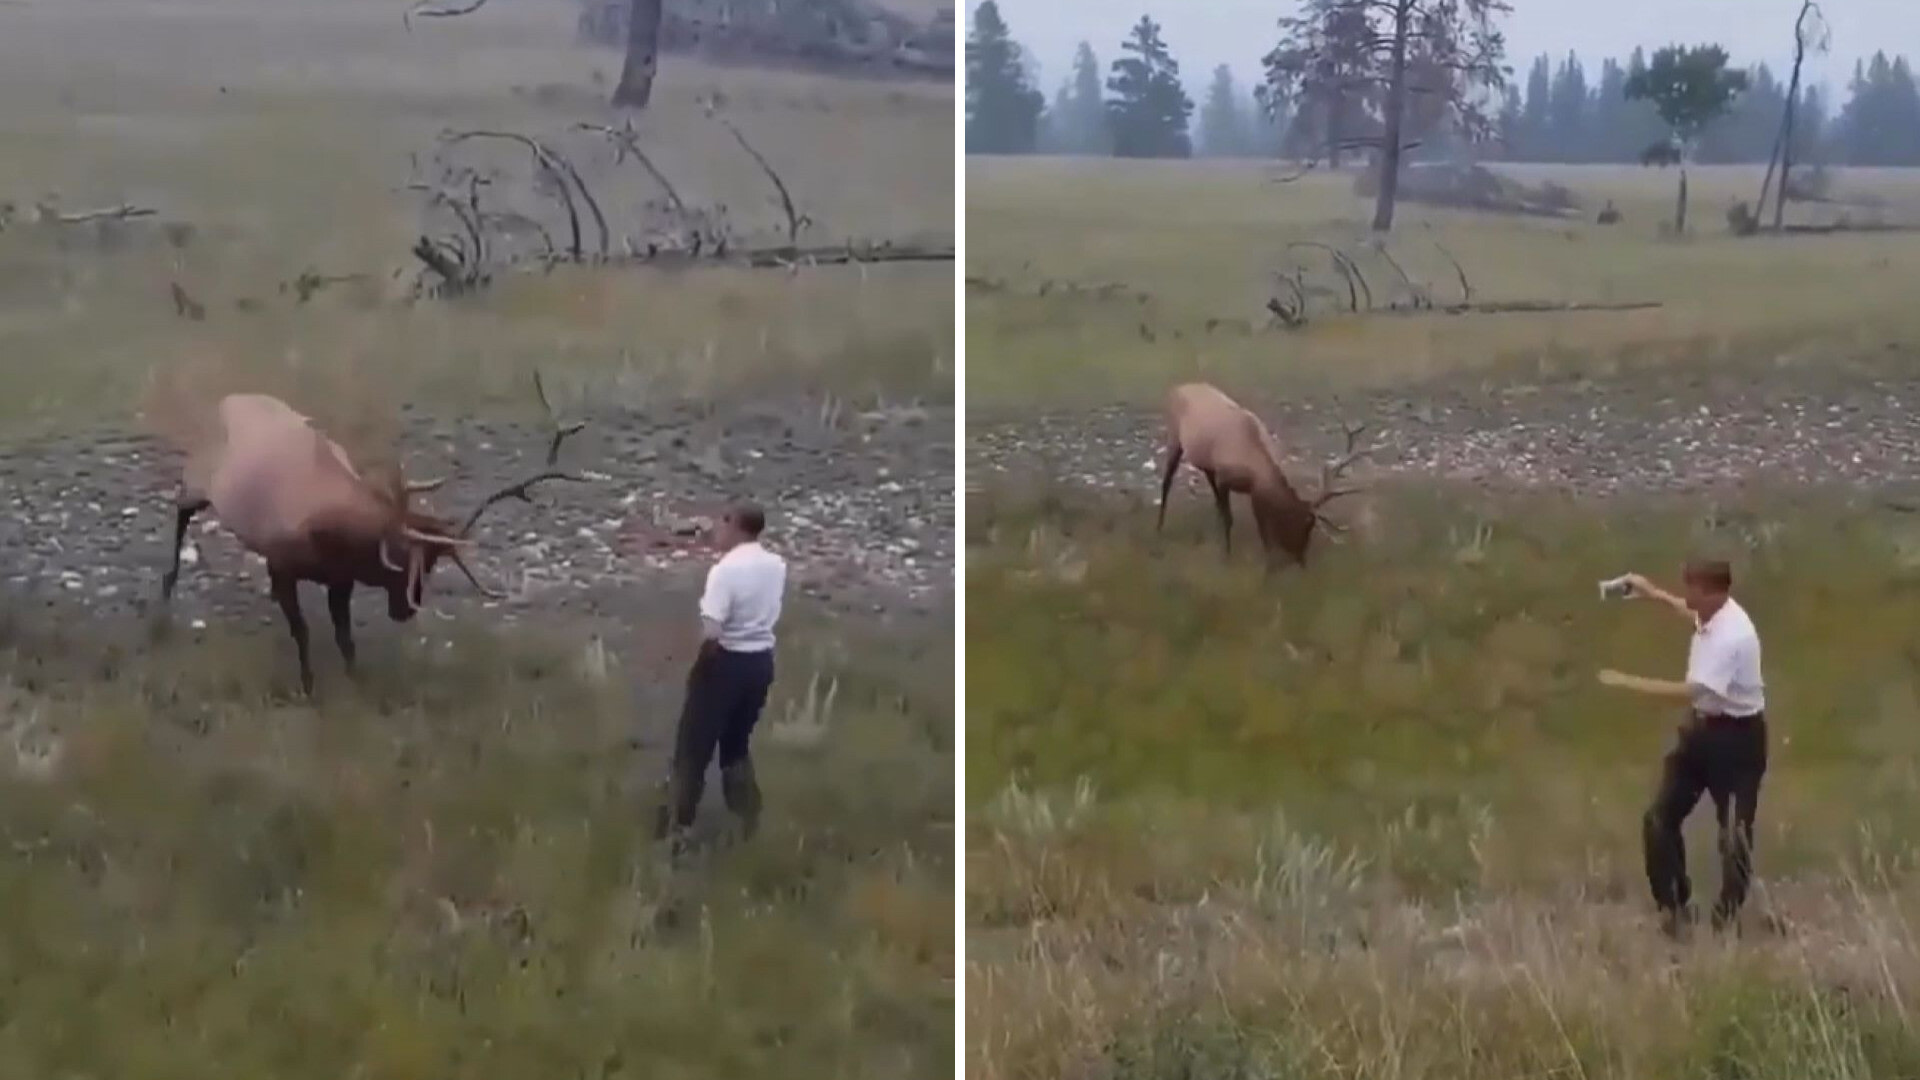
[
  {"xmin": 161, "ymin": 494, "xmax": 211, "ymax": 603},
  {"xmin": 327, "ymin": 584, "xmax": 357, "ymax": 678},
  {"xmin": 1156, "ymin": 444, "xmax": 1184, "ymax": 531},
  {"xmin": 1206, "ymin": 472, "xmax": 1232, "ymax": 557},
  {"xmin": 271, "ymin": 572, "xmax": 316, "ymax": 697}
]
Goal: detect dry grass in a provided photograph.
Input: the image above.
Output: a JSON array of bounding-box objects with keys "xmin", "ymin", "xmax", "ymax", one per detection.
[
  {"xmin": 965, "ymin": 157, "xmax": 1920, "ymax": 407},
  {"xmin": 0, "ymin": 0, "xmax": 954, "ymax": 433},
  {"xmin": 966, "ymin": 481, "xmax": 1920, "ymax": 1078}
]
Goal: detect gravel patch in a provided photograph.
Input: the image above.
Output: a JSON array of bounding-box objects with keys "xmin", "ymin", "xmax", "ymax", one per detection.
[
  {"xmin": 0, "ymin": 397, "xmax": 954, "ymax": 631},
  {"xmin": 968, "ymin": 366, "xmax": 1920, "ymax": 501}
]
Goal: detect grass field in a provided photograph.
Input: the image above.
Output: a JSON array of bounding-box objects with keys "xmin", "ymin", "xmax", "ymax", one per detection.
[
  {"xmin": 0, "ymin": 604, "xmax": 953, "ymax": 1078},
  {"xmin": 966, "ymin": 156, "xmax": 1920, "ymax": 1078},
  {"xmin": 966, "ymin": 157, "xmax": 1920, "ymax": 408},
  {"xmin": 0, "ymin": 1, "xmax": 954, "ymax": 1075},
  {"xmin": 0, "ymin": 0, "xmax": 954, "ymax": 433}
]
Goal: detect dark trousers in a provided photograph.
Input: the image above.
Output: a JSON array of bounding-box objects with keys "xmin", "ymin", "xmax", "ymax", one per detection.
[
  {"xmin": 1643, "ymin": 710, "xmax": 1768, "ymax": 928},
  {"xmin": 656, "ymin": 646, "xmax": 775, "ymax": 842}
]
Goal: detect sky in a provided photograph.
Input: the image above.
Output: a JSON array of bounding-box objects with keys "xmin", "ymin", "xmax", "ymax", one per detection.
[{"xmin": 985, "ymin": 0, "xmax": 1913, "ymax": 104}]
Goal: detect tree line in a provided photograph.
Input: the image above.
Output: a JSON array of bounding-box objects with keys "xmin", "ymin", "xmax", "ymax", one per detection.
[{"xmin": 967, "ymin": 2, "xmax": 1920, "ymax": 170}]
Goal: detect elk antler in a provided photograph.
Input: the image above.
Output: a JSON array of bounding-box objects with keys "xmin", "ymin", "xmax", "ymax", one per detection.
[
  {"xmin": 458, "ymin": 369, "xmax": 593, "ymax": 539},
  {"xmin": 1310, "ymin": 421, "xmax": 1372, "ymax": 529},
  {"xmin": 445, "ymin": 548, "xmax": 505, "ymax": 599}
]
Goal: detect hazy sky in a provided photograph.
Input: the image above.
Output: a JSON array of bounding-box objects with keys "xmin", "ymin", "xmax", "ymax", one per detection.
[{"xmin": 988, "ymin": 0, "xmax": 1911, "ymax": 103}]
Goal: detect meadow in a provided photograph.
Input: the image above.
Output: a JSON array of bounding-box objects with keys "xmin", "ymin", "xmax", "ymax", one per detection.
[
  {"xmin": 966, "ymin": 157, "xmax": 1920, "ymax": 409},
  {"xmin": 0, "ymin": 1, "xmax": 954, "ymax": 1075},
  {"xmin": 966, "ymin": 155, "xmax": 1920, "ymax": 1078}
]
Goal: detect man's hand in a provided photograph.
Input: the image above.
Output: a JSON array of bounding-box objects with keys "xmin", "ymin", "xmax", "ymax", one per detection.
[
  {"xmin": 1597, "ymin": 668, "xmax": 1631, "ymax": 688},
  {"xmin": 1621, "ymin": 573, "xmax": 1694, "ymax": 623}
]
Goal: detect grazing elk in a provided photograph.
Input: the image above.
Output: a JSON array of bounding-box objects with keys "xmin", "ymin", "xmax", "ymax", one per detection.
[
  {"xmin": 1156, "ymin": 382, "xmax": 1370, "ymax": 571},
  {"xmin": 159, "ymin": 372, "xmax": 591, "ymax": 695}
]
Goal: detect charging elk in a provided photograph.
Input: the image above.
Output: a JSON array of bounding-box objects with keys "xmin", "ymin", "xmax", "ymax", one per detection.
[
  {"xmin": 158, "ymin": 372, "xmax": 591, "ymax": 695},
  {"xmin": 1156, "ymin": 382, "xmax": 1370, "ymax": 570}
]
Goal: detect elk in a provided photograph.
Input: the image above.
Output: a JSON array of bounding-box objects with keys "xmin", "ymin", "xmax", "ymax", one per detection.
[
  {"xmin": 1156, "ymin": 382, "xmax": 1369, "ymax": 570},
  {"xmin": 158, "ymin": 372, "xmax": 591, "ymax": 695}
]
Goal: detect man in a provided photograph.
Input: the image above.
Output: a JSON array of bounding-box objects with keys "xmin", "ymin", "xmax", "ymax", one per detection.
[
  {"xmin": 655, "ymin": 502, "xmax": 787, "ymax": 850},
  {"xmin": 1597, "ymin": 559, "xmax": 1767, "ymax": 937}
]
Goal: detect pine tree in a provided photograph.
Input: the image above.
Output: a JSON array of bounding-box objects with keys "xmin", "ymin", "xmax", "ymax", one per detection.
[
  {"xmin": 1198, "ymin": 65, "xmax": 1248, "ymax": 157},
  {"xmin": 1519, "ymin": 55, "xmax": 1552, "ymax": 159},
  {"xmin": 1049, "ymin": 42, "xmax": 1111, "ymax": 155},
  {"xmin": 965, "ymin": 1, "xmax": 1045, "ymax": 155},
  {"xmin": 1106, "ymin": 15, "xmax": 1195, "ymax": 159},
  {"xmin": 1591, "ymin": 58, "xmax": 1630, "ymax": 161},
  {"xmin": 1838, "ymin": 52, "xmax": 1920, "ymax": 165},
  {"xmin": 1548, "ymin": 52, "xmax": 1589, "ymax": 161}
]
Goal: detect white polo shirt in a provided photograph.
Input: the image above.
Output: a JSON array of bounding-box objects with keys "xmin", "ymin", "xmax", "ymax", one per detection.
[
  {"xmin": 1686, "ymin": 597, "xmax": 1765, "ymax": 717},
  {"xmin": 699, "ymin": 541, "xmax": 786, "ymax": 653}
]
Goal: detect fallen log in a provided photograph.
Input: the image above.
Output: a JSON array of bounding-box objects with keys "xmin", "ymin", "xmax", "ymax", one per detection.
[
  {"xmin": 598, "ymin": 240, "xmax": 955, "ymax": 271},
  {"xmin": 1387, "ymin": 299, "xmax": 1664, "ymax": 317},
  {"xmin": 44, "ymin": 204, "xmax": 158, "ymax": 225}
]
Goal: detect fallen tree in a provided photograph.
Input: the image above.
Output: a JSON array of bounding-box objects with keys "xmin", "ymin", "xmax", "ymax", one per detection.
[
  {"xmin": 404, "ymin": 104, "xmax": 950, "ymax": 298},
  {"xmin": 1265, "ymin": 235, "xmax": 1659, "ymax": 329}
]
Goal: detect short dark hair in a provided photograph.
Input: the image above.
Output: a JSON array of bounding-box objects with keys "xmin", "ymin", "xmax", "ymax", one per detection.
[
  {"xmin": 1683, "ymin": 558, "xmax": 1733, "ymax": 593},
  {"xmin": 728, "ymin": 502, "xmax": 766, "ymax": 538}
]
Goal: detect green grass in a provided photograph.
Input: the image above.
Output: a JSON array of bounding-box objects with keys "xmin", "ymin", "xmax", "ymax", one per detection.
[
  {"xmin": 966, "ymin": 481, "xmax": 1920, "ymax": 1079},
  {"xmin": 0, "ymin": 603, "xmax": 953, "ymax": 1079},
  {"xmin": 966, "ymin": 157, "xmax": 1920, "ymax": 408}
]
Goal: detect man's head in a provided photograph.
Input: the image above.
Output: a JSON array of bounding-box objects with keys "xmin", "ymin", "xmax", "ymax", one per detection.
[
  {"xmin": 714, "ymin": 501, "xmax": 767, "ymax": 551},
  {"xmin": 1681, "ymin": 558, "xmax": 1734, "ymax": 619}
]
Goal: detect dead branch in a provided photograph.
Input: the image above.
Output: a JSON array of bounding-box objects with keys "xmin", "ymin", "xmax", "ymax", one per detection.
[
  {"xmin": 574, "ymin": 120, "xmax": 688, "ymax": 220},
  {"xmin": 704, "ymin": 104, "xmax": 810, "ymax": 246},
  {"xmin": 1431, "ymin": 240, "xmax": 1473, "ymax": 304},
  {"xmin": 45, "ymin": 204, "xmax": 157, "ymax": 225},
  {"xmin": 1370, "ymin": 242, "xmax": 1430, "ymax": 310},
  {"xmin": 404, "ymin": 0, "xmax": 489, "ymax": 30},
  {"xmin": 441, "ymin": 129, "xmax": 607, "ymax": 261},
  {"xmin": 282, "ymin": 269, "xmax": 369, "ymax": 303},
  {"xmin": 1286, "ymin": 242, "xmax": 1374, "ymax": 313},
  {"xmin": 169, "ymin": 282, "xmax": 205, "ymax": 321}
]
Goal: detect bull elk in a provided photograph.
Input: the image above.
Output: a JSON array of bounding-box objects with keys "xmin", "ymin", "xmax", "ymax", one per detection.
[
  {"xmin": 1156, "ymin": 382, "xmax": 1370, "ymax": 570},
  {"xmin": 159, "ymin": 372, "xmax": 592, "ymax": 695}
]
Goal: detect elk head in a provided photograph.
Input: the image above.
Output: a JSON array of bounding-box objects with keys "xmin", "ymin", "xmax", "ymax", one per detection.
[
  {"xmin": 1257, "ymin": 420, "xmax": 1371, "ymax": 570},
  {"xmin": 372, "ymin": 370, "xmax": 591, "ymax": 619}
]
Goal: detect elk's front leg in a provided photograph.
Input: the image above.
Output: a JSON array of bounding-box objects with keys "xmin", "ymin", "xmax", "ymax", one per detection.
[
  {"xmin": 270, "ymin": 572, "xmax": 315, "ymax": 697},
  {"xmin": 1156, "ymin": 444, "xmax": 1184, "ymax": 532},
  {"xmin": 327, "ymin": 583, "xmax": 357, "ymax": 678},
  {"xmin": 161, "ymin": 496, "xmax": 210, "ymax": 603}
]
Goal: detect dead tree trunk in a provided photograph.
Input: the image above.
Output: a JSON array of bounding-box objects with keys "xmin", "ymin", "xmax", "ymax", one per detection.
[
  {"xmin": 1370, "ymin": 1, "xmax": 1412, "ymax": 232},
  {"xmin": 1773, "ymin": 1, "xmax": 1818, "ymax": 230},
  {"xmin": 1675, "ymin": 165, "xmax": 1690, "ymax": 234},
  {"xmin": 612, "ymin": 0, "xmax": 664, "ymax": 109}
]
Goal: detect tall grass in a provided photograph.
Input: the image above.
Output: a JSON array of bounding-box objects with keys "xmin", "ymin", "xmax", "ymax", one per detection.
[
  {"xmin": 966, "ymin": 480, "xmax": 1920, "ymax": 1078},
  {"xmin": 0, "ymin": 605, "xmax": 954, "ymax": 1079}
]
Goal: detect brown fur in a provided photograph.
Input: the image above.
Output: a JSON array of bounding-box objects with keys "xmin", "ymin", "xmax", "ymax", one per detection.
[
  {"xmin": 162, "ymin": 394, "xmax": 486, "ymax": 696},
  {"xmin": 1156, "ymin": 382, "xmax": 1368, "ymax": 570}
]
